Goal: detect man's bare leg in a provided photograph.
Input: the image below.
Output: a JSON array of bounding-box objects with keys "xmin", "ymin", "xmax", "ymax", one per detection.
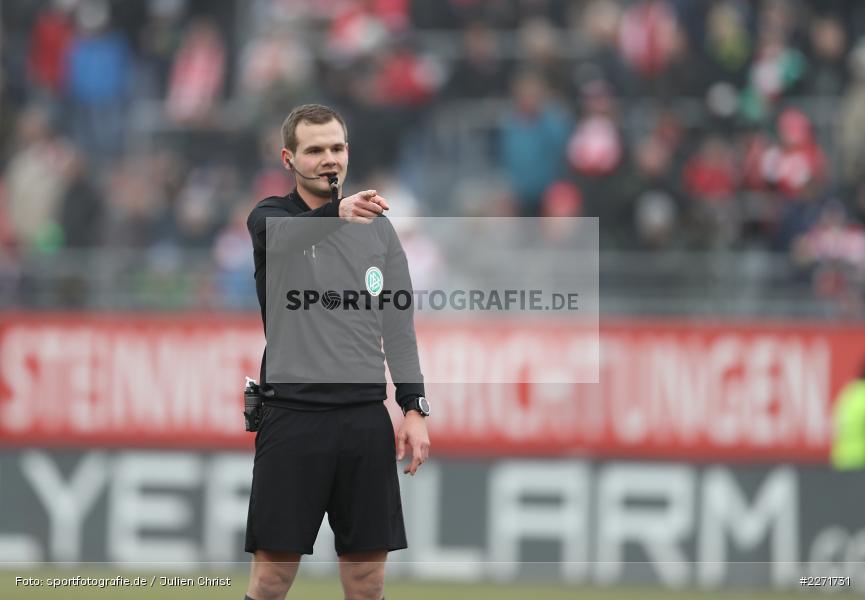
[
  {"xmin": 245, "ymin": 550, "xmax": 301, "ymax": 600},
  {"xmin": 339, "ymin": 550, "xmax": 387, "ymax": 600}
]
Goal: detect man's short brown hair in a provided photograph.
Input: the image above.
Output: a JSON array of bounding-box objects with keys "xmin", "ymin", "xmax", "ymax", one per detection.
[{"xmin": 281, "ymin": 104, "xmax": 348, "ymax": 152}]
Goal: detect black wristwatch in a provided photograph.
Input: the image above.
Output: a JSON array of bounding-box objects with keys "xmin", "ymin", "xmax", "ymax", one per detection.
[{"xmin": 402, "ymin": 396, "xmax": 430, "ymax": 417}]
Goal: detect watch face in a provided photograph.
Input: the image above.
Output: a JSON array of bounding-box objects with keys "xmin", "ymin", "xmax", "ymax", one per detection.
[{"xmin": 418, "ymin": 396, "xmax": 430, "ymax": 415}]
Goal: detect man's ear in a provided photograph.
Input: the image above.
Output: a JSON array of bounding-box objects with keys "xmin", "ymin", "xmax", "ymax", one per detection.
[{"xmin": 281, "ymin": 148, "xmax": 293, "ymax": 171}]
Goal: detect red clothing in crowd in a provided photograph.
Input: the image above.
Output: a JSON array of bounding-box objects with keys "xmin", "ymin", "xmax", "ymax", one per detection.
[
  {"xmin": 762, "ymin": 142, "xmax": 827, "ymax": 198},
  {"xmin": 683, "ymin": 150, "xmax": 738, "ymax": 201},
  {"xmin": 618, "ymin": 0, "xmax": 678, "ymax": 78},
  {"xmin": 743, "ymin": 110, "xmax": 827, "ymax": 198},
  {"xmin": 375, "ymin": 51, "xmax": 436, "ymax": 107},
  {"xmin": 801, "ymin": 222, "xmax": 865, "ymax": 266},
  {"xmin": 567, "ymin": 116, "xmax": 623, "ymax": 177},
  {"xmin": 166, "ymin": 20, "xmax": 226, "ymax": 124},
  {"xmin": 27, "ymin": 10, "xmax": 75, "ymax": 93}
]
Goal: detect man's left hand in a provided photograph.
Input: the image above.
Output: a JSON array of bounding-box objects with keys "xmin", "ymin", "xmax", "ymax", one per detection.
[{"xmin": 397, "ymin": 411, "xmax": 430, "ymax": 476}]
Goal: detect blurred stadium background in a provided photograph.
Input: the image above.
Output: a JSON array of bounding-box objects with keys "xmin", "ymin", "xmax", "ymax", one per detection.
[{"xmin": 1, "ymin": 0, "xmax": 865, "ymax": 598}]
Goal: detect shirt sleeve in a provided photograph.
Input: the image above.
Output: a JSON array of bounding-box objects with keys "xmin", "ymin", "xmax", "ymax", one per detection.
[
  {"xmin": 380, "ymin": 218, "xmax": 426, "ymax": 409},
  {"xmin": 247, "ymin": 198, "xmax": 344, "ymax": 252}
]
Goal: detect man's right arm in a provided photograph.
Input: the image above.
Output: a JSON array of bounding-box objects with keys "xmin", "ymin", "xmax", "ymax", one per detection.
[
  {"xmin": 248, "ymin": 191, "xmax": 390, "ymax": 252},
  {"xmin": 247, "ymin": 200, "xmax": 344, "ymax": 253}
]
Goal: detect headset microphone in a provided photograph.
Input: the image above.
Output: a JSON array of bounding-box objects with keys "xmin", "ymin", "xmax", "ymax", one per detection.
[
  {"xmin": 288, "ymin": 160, "xmax": 321, "ymax": 181},
  {"xmin": 288, "ymin": 160, "xmax": 339, "ymax": 202}
]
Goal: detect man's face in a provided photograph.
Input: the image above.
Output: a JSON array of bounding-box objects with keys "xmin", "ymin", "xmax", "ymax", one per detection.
[{"xmin": 283, "ymin": 119, "xmax": 348, "ymax": 198}]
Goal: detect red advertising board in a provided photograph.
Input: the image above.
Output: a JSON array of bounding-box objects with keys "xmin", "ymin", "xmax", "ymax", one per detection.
[{"xmin": 0, "ymin": 313, "xmax": 862, "ymax": 462}]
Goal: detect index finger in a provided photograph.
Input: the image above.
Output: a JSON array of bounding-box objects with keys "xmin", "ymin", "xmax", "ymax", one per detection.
[
  {"xmin": 356, "ymin": 201, "xmax": 383, "ymax": 215},
  {"xmin": 372, "ymin": 195, "xmax": 390, "ymax": 210},
  {"xmin": 359, "ymin": 189, "xmax": 378, "ymax": 198}
]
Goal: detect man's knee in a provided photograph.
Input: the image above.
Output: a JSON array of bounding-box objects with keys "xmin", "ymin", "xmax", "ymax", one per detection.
[
  {"xmin": 340, "ymin": 553, "xmax": 386, "ymax": 600},
  {"xmin": 248, "ymin": 551, "xmax": 301, "ymax": 600}
]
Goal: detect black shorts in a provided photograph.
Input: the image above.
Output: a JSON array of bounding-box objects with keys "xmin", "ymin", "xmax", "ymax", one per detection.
[{"xmin": 244, "ymin": 401, "xmax": 407, "ymax": 556}]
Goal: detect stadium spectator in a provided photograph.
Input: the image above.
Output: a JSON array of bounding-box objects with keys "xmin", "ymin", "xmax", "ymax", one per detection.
[
  {"xmin": 838, "ymin": 39, "xmax": 865, "ymax": 189},
  {"xmin": 3, "ymin": 107, "xmax": 71, "ymax": 251},
  {"xmin": 168, "ymin": 167, "xmax": 225, "ymax": 249},
  {"xmin": 621, "ymin": 134, "xmax": 681, "ymax": 250},
  {"xmin": 567, "ymin": 79, "xmax": 622, "ymax": 178},
  {"xmin": 136, "ymin": 0, "xmax": 187, "ymax": 99},
  {"xmin": 803, "ymin": 12, "xmax": 848, "ymax": 96},
  {"xmin": 441, "ymin": 21, "xmax": 510, "ymax": 100},
  {"xmin": 499, "ymin": 70, "xmax": 571, "ymax": 216},
  {"xmin": 703, "ymin": 0, "xmax": 752, "ymax": 86},
  {"xmin": 212, "ymin": 203, "xmax": 255, "ymax": 309},
  {"xmin": 26, "ymin": 0, "xmax": 76, "ymax": 99},
  {"xmin": 238, "ymin": 22, "xmax": 315, "ymax": 116},
  {"xmin": 756, "ymin": 109, "xmax": 827, "ymax": 250},
  {"xmin": 617, "ymin": 0, "xmax": 679, "ymax": 89},
  {"xmin": 539, "ymin": 180, "xmax": 584, "ymax": 244},
  {"xmin": 66, "ymin": 0, "xmax": 132, "ymax": 161},
  {"xmin": 792, "ymin": 201, "xmax": 865, "ymax": 315},
  {"xmin": 541, "ymin": 180, "xmax": 582, "ymax": 218},
  {"xmin": 741, "ymin": 127, "xmax": 774, "ymax": 193},
  {"xmin": 652, "ymin": 108, "xmax": 686, "ymax": 158},
  {"xmin": 372, "ymin": 37, "xmax": 440, "ymax": 109},
  {"xmin": 102, "ymin": 154, "xmax": 170, "ymax": 249},
  {"xmin": 165, "ymin": 17, "xmax": 226, "ymax": 125},
  {"xmin": 325, "ymin": 0, "xmax": 391, "ymax": 66},
  {"xmin": 517, "ymin": 17, "xmax": 575, "ymax": 103},
  {"xmin": 772, "ymin": 108, "xmax": 826, "ymax": 198},
  {"xmin": 566, "ymin": 78, "xmax": 624, "ymax": 227},
  {"xmin": 682, "ymin": 134, "xmax": 740, "ymax": 246},
  {"xmin": 58, "ymin": 146, "xmax": 104, "ymax": 248},
  {"xmin": 250, "ymin": 127, "xmax": 295, "ymax": 201},
  {"xmin": 740, "ymin": 25, "xmax": 807, "ymax": 122},
  {"xmin": 574, "ymin": 0, "xmax": 629, "ymax": 95},
  {"xmin": 652, "ymin": 17, "xmax": 707, "ymax": 98},
  {"xmin": 335, "ymin": 57, "xmax": 416, "ymax": 182}
]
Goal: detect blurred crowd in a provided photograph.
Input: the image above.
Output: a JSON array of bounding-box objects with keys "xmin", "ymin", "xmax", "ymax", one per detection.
[{"xmin": 2, "ymin": 0, "xmax": 865, "ymax": 313}]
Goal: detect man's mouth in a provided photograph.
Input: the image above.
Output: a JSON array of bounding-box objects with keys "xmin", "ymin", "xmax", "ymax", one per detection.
[{"xmin": 319, "ymin": 171, "xmax": 338, "ymax": 179}]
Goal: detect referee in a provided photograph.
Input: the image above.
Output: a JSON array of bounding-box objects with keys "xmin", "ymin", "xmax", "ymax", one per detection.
[{"xmin": 243, "ymin": 104, "xmax": 430, "ymax": 600}]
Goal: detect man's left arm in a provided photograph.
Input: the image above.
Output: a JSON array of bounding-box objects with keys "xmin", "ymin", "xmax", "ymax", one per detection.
[{"xmin": 381, "ymin": 219, "xmax": 429, "ymax": 475}]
